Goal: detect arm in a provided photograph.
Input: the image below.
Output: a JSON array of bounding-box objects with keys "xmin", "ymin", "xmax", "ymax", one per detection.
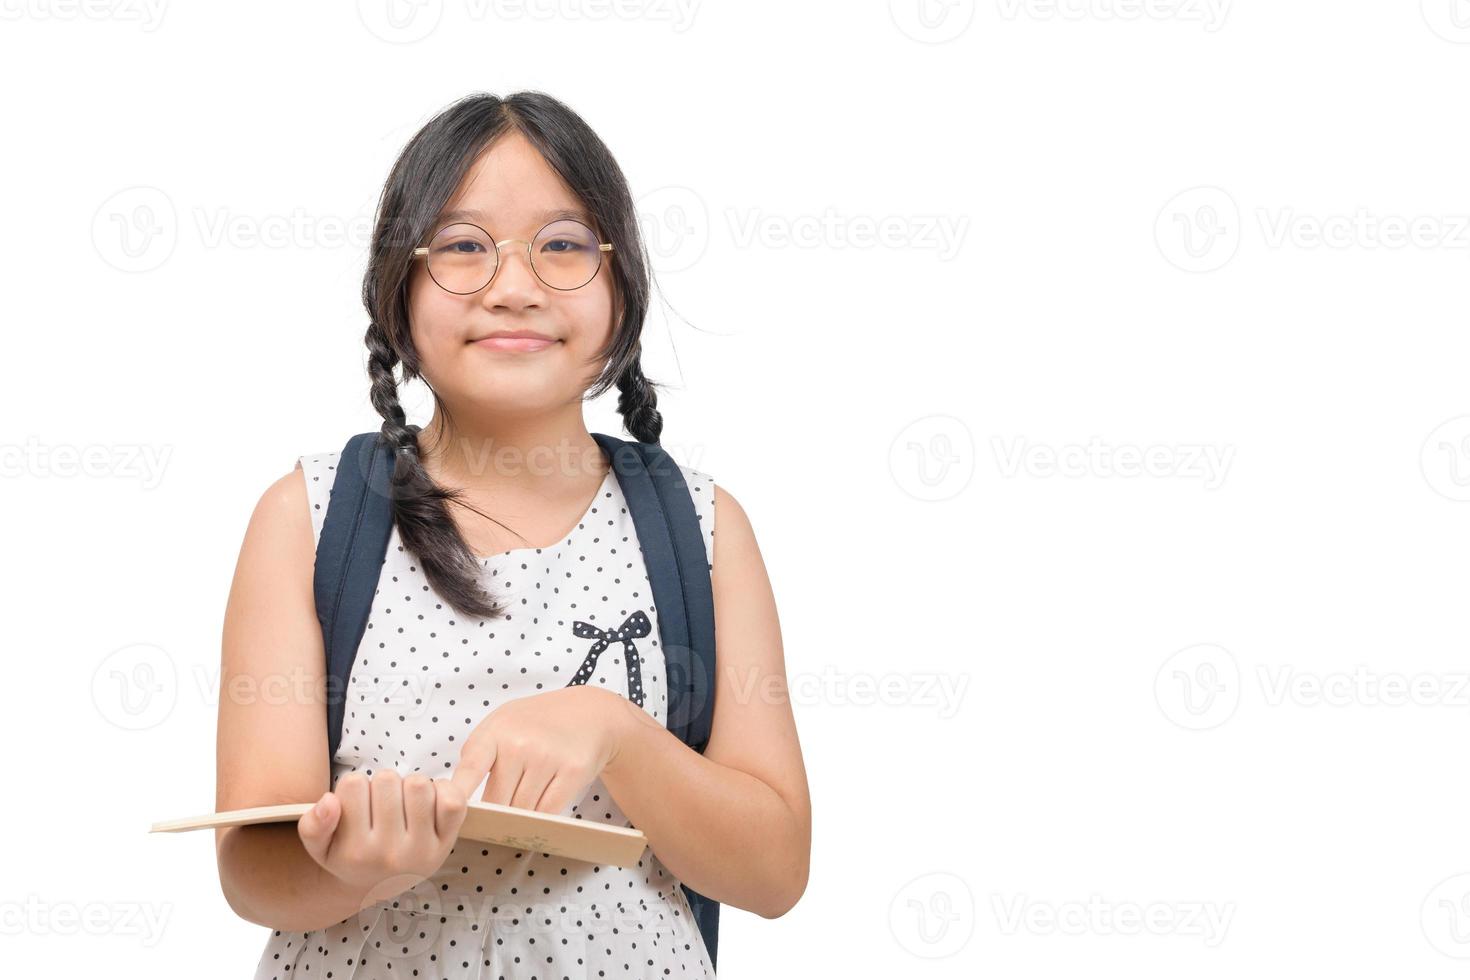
[
  {"xmin": 213, "ymin": 463, "xmax": 373, "ymax": 932},
  {"xmin": 598, "ymin": 485, "xmax": 811, "ymax": 919}
]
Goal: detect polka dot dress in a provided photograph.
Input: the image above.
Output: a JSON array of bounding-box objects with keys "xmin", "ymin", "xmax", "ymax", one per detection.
[{"xmin": 253, "ymin": 449, "xmax": 719, "ymax": 980}]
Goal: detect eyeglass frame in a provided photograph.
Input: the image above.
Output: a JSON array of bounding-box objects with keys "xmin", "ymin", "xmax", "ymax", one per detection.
[{"xmin": 411, "ymin": 218, "xmax": 615, "ymax": 294}]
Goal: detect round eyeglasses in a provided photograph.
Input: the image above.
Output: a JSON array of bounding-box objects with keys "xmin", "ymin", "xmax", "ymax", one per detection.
[{"xmin": 412, "ymin": 218, "xmax": 614, "ymax": 294}]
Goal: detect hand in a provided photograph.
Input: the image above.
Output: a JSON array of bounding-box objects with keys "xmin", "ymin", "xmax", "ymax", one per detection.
[
  {"xmin": 297, "ymin": 770, "xmax": 470, "ymax": 907},
  {"xmin": 448, "ymin": 685, "xmax": 630, "ymax": 815}
]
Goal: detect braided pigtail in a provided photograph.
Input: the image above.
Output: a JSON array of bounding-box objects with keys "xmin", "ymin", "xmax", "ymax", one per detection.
[
  {"xmin": 365, "ymin": 320, "xmax": 506, "ymax": 620},
  {"xmin": 615, "ymin": 352, "xmax": 664, "ymax": 445}
]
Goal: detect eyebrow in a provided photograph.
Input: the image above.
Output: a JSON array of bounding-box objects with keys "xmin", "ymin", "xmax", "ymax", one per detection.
[{"xmin": 433, "ymin": 207, "xmax": 592, "ymax": 229}]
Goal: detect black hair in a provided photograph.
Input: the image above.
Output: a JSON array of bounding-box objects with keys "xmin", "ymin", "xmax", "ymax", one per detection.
[{"xmin": 361, "ymin": 91, "xmax": 662, "ymax": 620}]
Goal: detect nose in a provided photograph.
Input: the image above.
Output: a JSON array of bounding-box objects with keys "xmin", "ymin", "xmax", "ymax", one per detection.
[{"xmin": 481, "ymin": 238, "xmax": 544, "ymax": 304}]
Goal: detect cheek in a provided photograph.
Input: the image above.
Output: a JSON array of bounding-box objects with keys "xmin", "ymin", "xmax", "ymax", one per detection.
[
  {"xmin": 406, "ymin": 277, "xmax": 460, "ymax": 355},
  {"xmin": 570, "ymin": 281, "xmax": 618, "ymax": 348}
]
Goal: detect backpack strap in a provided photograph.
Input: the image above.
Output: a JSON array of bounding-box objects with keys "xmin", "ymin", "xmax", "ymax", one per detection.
[
  {"xmin": 314, "ymin": 430, "xmax": 720, "ymax": 969},
  {"xmin": 315, "ymin": 431, "xmax": 397, "ymax": 764},
  {"xmin": 590, "ymin": 434, "xmax": 717, "ymax": 754},
  {"xmin": 591, "ymin": 433, "xmax": 721, "ymax": 971}
]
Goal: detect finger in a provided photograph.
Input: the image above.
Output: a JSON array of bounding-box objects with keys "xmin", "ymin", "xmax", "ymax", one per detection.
[
  {"xmin": 449, "ymin": 734, "xmax": 497, "ymax": 803},
  {"xmin": 334, "ymin": 772, "xmax": 370, "ymax": 839},
  {"xmin": 297, "ymin": 791, "xmax": 340, "ymax": 866},
  {"xmin": 432, "ymin": 778, "xmax": 469, "ymax": 843},
  {"xmin": 369, "ymin": 770, "xmax": 405, "ymax": 836},
  {"xmin": 402, "ymin": 774, "xmax": 436, "ymax": 842},
  {"xmin": 480, "ymin": 756, "xmax": 524, "ymax": 808},
  {"xmin": 510, "ymin": 761, "xmax": 554, "ymax": 812},
  {"xmin": 533, "ymin": 770, "xmax": 583, "ymax": 816}
]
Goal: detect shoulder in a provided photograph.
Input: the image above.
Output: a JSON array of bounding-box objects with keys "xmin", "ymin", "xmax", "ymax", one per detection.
[
  {"xmin": 680, "ymin": 460, "xmax": 759, "ymax": 578},
  {"xmin": 709, "ymin": 482, "xmax": 758, "ymax": 566},
  {"xmin": 240, "ymin": 451, "xmax": 341, "ymax": 561}
]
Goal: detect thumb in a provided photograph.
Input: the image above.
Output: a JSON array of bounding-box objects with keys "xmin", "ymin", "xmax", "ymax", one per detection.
[
  {"xmin": 434, "ymin": 778, "xmax": 471, "ymax": 841},
  {"xmin": 297, "ymin": 791, "xmax": 340, "ymax": 867}
]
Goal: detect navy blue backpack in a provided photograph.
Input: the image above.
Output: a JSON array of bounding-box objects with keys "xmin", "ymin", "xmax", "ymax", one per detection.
[{"xmin": 312, "ymin": 430, "xmax": 721, "ymax": 970}]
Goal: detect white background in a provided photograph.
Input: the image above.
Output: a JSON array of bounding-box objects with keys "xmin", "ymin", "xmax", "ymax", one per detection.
[{"xmin": 4, "ymin": 0, "xmax": 1470, "ymax": 976}]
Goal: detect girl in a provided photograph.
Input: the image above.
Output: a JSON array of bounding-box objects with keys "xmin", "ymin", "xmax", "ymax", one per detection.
[{"xmin": 214, "ymin": 91, "xmax": 810, "ymax": 979}]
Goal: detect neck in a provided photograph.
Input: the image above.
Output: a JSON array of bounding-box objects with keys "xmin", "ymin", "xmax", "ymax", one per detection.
[{"xmin": 417, "ymin": 403, "xmax": 607, "ymax": 492}]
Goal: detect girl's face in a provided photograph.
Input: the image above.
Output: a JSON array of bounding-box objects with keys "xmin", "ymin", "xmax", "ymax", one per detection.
[{"xmin": 408, "ymin": 130, "xmax": 619, "ymax": 422}]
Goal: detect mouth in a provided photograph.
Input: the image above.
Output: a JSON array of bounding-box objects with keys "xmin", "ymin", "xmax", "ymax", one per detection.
[{"xmin": 470, "ymin": 332, "xmax": 559, "ymax": 353}]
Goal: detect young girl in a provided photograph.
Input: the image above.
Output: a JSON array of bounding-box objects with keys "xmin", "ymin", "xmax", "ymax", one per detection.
[{"xmin": 214, "ymin": 91, "xmax": 810, "ymax": 979}]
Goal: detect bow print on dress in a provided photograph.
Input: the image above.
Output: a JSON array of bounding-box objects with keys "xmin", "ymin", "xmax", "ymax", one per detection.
[{"xmin": 565, "ymin": 609, "xmax": 650, "ymax": 707}]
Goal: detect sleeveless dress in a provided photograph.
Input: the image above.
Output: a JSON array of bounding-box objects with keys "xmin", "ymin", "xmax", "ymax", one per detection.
[{"xmin": 252, "ymin": 446, "xmax": 719, "ymax": 980}]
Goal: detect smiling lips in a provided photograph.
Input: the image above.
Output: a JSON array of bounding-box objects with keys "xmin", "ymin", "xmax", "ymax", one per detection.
[{"xmin": 472, "ymin": 331, "xmax": 557, "ymax": 353}]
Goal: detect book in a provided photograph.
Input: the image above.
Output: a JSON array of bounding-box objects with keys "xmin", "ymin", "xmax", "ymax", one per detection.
[{"xmin": 150, "ymin": 798, "xmax": 649, "ymax": 868}]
